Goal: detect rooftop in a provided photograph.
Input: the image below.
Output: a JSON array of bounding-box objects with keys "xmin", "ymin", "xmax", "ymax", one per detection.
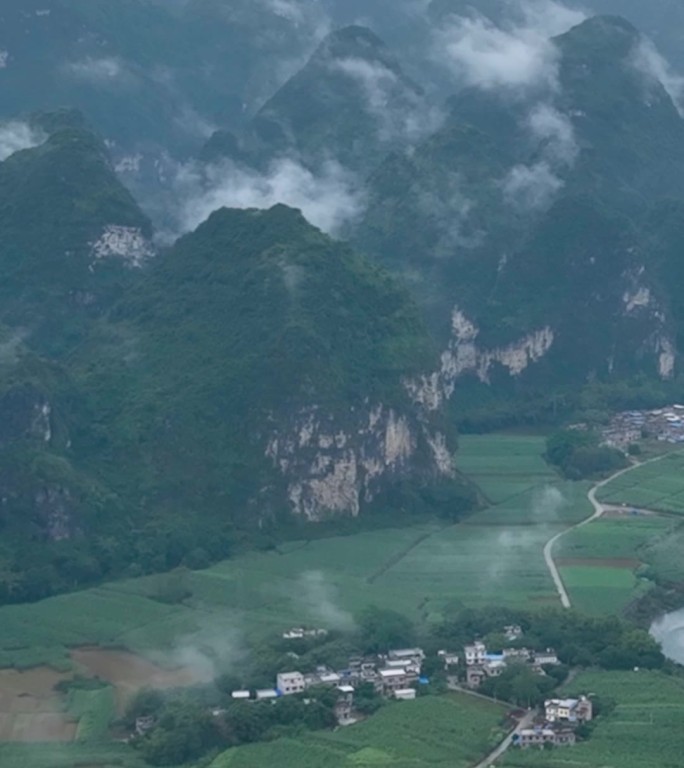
[
  {"xmin": 380, "ymin": 668, "xmax": 408, "ymax": 678},
  {"xmin": 389, "ymin": 648, "xmax": 424, "ymax": 657},
  {"xmin": 546, "ymin": 698, "xmax": 579, "ymax": 708}
]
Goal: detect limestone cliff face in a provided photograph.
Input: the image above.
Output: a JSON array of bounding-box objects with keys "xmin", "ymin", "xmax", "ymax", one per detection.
[
  {"xmin": 406, "ymin": 307, "xmax": 555, "ymax": 411},
  {"xmin": 407, "ymin": 280, "xmax": 678, "ymax": 413},
  {"xmin": 89, "ymin": 225, "xmax": 155, "ymax": 269},
  {"xmin": 265, "ymin": 402, "xmax": 452, "ymax": 520},
  {"xmin": 0, "ymin": 382, "xmax": 79, "ymax": 541},
  {"xmin": 620, "ymin": 268, "xmax": 677, "ymax": 380}
]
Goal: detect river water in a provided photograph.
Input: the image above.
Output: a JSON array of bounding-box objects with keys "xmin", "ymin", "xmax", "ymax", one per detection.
[{"xmin": 651, "ymin": 609, "xmax": 684, "ymax": 664}]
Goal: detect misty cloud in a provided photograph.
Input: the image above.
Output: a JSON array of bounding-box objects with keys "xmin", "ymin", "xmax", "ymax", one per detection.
[
  {"xmin": 485, "ymin": 485, "xmax": 567, "ymax": 584},
  {"xmin": 297, "ymin": 570, "xmax": 355, "ymax": 631},
  {"xmin": 434, "ymin": 0, "xmax": 585, "ymax": 93},
  {"xmin": 502, "ymin": 161, "xmax": 563, "ymax": 210},
  {"xmin": 335, "ymin": 57, "xmax": 443, "ymax": 143},
  {"xmin": 633, "ymin": 39, "xmax": 684, "ymax": 117},
  {"xmin": 0, "ymin": 121, "xmax": 45, "ymax": 161},
  {"xmin": 266, "ymin": 0, "xmax": 317, "ymax": 27},
  {"xmin": 528, "ymin": 103, "xmax": 578, "ymax": 166},
  {"xmin": 174, "ymin": 157, "xmax": 365, "ymax": 238},
  {"xmin": 168, "ymin": 617, "xmax": 247, "ymax": 681},
  {"xmin": 0, "ymin": 329, "xmax": 29, "ymax": 368},
  {"xmin": 502, "ymin": 103, "xmax": 578, "ymax": 210},
  {"xmin": 531, "ymin": 485, "xmax": 567, "ymax": 520},
  {"xmin": 64, "ymin": 57, "xmax": 128, "ymax": 84}
]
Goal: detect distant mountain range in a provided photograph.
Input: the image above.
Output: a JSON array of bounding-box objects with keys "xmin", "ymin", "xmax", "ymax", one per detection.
[{"xmin": 2, "ymin": 3, "xmax": 684, "ymax": 599}]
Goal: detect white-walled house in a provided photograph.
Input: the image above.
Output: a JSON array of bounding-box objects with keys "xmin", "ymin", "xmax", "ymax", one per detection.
[{"xmin": 277, "ymin": 671, "xmax": 306, "ymax": 695}]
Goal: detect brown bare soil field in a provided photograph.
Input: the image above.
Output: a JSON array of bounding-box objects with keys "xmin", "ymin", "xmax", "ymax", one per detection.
[
  {"xmin": 71, "ymin": 647, "xmax": 212, "ymax": 712},
  {"xmin": 0, "ymin": 667, "xmax": 75, "ymax": 741}
]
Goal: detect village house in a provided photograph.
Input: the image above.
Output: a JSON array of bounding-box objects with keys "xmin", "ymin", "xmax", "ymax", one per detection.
[
  {"xmin": 438, "ymin": 650, "xmax": 460, "ymax": 670},
  {"xmin": 394, "ymin": 688, "xmax": 417, "ymax": 701},
  {"xmin": 515, "ymin": 726, "xmax": 577, "ymax": 748},
  {"xmin": 503, "ymin": 647, "xmax": 531, "ymax": 662},
  {"xmin": 231, "ymin": 690, "xmax": 251, "ymax": 701},
  {"xmin": 335, "ymin": 685, "xmax": 355, "ymax": 722},
  {"xmin": 464, "ymin": 641, "xmax": 487, "ymax": 666},
  {"xmin": 466, "ymin": 666, "xmax": 487, "ymax": 688},
  {"xmin": 533, "ymin": 649, "xmax": 560, "ymax": 666},
  {"xmin": 277, "ymin": 671, "xmax": 306, "ymax": 695},
  {"xmin": 256, "ymin": 689, "xmax": 279, "ymax": 701},
  {"xmin": 545, "ymin": 697, "xmax": 593, "ymax": 723},
  {"xmin": 504, "ymin": 625, "xmax": 524, "ymax": 642},
  {"xmin": 379, "ymin": 667, "xmax": 418, "ymax": 694},
  {"xmin": 482, "ymin": 657, "xmax": 506, "ymax": 678},
  {"xmin": 135, "ymin": 716, "xmax": 156, "ymax": 736},
  {"xmin": 388, "ymin": 648, "xmax": 425, "ymax": 664},
  {"xmin": 282, "ymin": 627, "xmax": 328, "ymax": 640}
]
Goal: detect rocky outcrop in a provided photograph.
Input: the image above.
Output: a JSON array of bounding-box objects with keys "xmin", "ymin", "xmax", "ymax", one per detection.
[
  {"xmin": 266, "ymin": 403, "xmax": 452, "ymax": 520},
  {"xmin": 621, "ymin": 269, "xmax": 677, "ymax": 379},
  {"xmin": 89, "ymin": 225, "xmax": 154, "ymax": 269},
  {"xmin": 0, "ymin": 385, "xmax": 53, "ymax": 445},
  {"xmin": 406, "ymin": 307, "xmax": 555, "ymax": 411}
]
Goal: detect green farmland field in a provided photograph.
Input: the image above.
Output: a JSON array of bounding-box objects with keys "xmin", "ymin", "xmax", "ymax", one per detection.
[
  {"xmin": 0, "ymin": 743, "xmax": 144, "ymax": 768},
  {"xmin": 555, "ymin": 517, "xmax": 675, "ymax": 613},
  {"xmin": 69, "ymin": 687, "xmax": 116, "ymax": 743},
  {"xmin": 210, "ymin": 693, "xmax": 508, "ymax": 768},
  {"xmin": 597, "ymin": 450, "xmax": 684, "ymax": 513},
  {"xmin": 503, "ymin": 670, "xmax": 684, "ymax": 768},
  {"xmin": 0, "ymin": 435, "xmax": 584, "ymax": 670},
  {"xmin": 456, "ymin": 435, "xmax": 557, "ymax": 504}
]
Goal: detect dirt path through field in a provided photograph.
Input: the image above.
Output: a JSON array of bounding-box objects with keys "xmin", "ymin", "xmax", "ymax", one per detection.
[{"xmin": 543, "ymin": 454, "xmax": 668, "ymax": 609}]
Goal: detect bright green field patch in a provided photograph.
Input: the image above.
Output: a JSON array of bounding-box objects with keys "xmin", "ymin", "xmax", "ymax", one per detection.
[
  {"xmin": 68, "ymin": 687, "xmax": 115, "ymax": 743},
  {"xmin": 555, "ymin": 515, "xmax": 674, "ymax": 615},
  {"xmin": 560, "ymin": 566, "xmax": 647, "ymax": 615},
  {"xmin": 472, "ymin": 480, "xmax": 592, "ymax": 526},
  {"xmin": 211, "ymin": 693, "xmax": 508, "ymax": 768},
  {"xmin": 503, "ymin": 670, "xmax": 684, "ymax": 768},
  {"xmin": 456, "ymin": 434, "xmax": 557, "ymax": 503},
  {"xmin": 562, "ymin": 566, "xmax": 637, "ymax": 588},
  {"xmin": 557, "ymin": 517, "xmax": 674, "ymax": 560},
  {"xmin": 375, "ymin": 524, "xmax": 560, "ymax": 609},
  {"xmin": 598, "ymin": 451, "xmax": 684, "ymax": 514}
]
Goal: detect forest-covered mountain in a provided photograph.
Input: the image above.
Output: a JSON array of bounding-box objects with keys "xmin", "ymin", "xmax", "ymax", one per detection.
[
  {"xmin": 0, "ymin": 115, "xmax": 473, "ymax": 602},
  {"xmin": 4, "ymin": 1, "xmax": 684, "ymax": 598}
]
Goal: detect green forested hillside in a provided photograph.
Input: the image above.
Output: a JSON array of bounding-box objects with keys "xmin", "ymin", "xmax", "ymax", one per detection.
[
  {"xmin": 0, "ymin": 126, "xmax": 472, "ymax": 602},
  {"xmin": 0, "ymin": 111, "xmax": 152, "ymax": 356}
]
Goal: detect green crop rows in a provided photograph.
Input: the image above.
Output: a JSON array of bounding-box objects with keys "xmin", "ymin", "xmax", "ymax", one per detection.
[
  {"xmin": 504, "ymin": 670, "xmax": 684, "ymax": 768},
  {"xmin": 211, "ymin": 693, "xmax": 508, "ymax": 768}
]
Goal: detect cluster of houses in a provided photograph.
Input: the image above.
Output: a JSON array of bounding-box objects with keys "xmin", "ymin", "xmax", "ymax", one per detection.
[
  {"xmin": 598, "ymin": 404, "xmax": 684, "ymax": 449},
  {"xmin": 228, "ymin": 647, "xmax": 427, "ymax": 722},
  {"xmin": 515, "ymin": 696, "xmax": 594, "ymax": 749},
  {"xmin": 440, "ymin": 628, "xmax": 561, "ymax": 690}
]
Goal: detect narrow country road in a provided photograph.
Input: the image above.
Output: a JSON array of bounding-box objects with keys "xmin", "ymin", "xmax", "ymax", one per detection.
[
  {"xmin": 447, "ymin": 680, "xmax": 536, "ymax": 768},
  {"xmin": 471, "ymin": 708, "xmax": 537, "ymax": 768},
  {"xmin": 543, "ymin": 453, "xmax": 668, "ymax": 609}
]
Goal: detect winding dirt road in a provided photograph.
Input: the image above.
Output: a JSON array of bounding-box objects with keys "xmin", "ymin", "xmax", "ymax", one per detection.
[{"xmin": 543, "ymin": 455, "xmax": 668, "ymax": 609}]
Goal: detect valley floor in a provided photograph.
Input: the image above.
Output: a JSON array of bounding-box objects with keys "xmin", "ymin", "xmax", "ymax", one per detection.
[{"xmin": 1, "ymin": 434, "xmax": 683, "ymax": 767}]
